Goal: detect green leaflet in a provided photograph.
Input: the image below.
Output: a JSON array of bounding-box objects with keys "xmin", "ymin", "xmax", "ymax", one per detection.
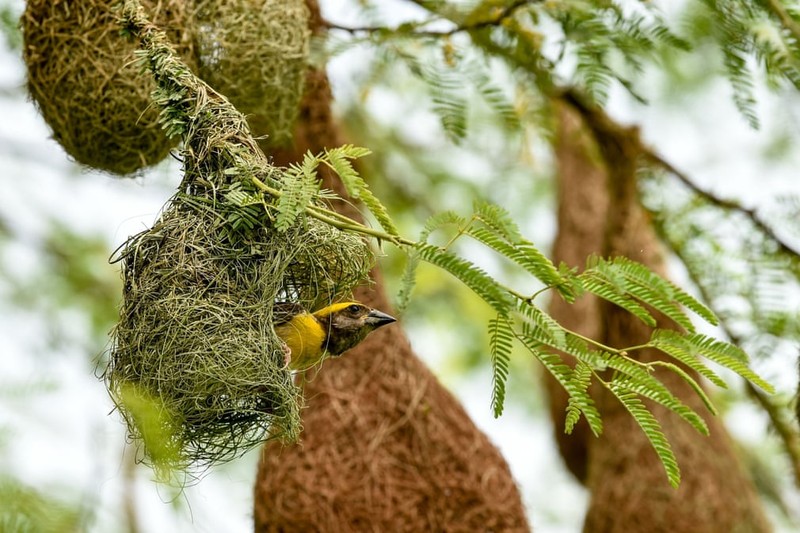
[
  {"xmin": 221, "ymin": 185, "xmax": 263, "ymax": 236},
  {"xmin": 416, "ymin": 243, "xmax": 513, "ymax": 315},
  {"xmin": 651, "ymin": 361, "xmax": 718, "ymax": 416},
  {"xmin": 516, "ymin": 303, "xmax": 567, "ymax": 349},
  {"xmin": 648, "ymin": 329, "xmax": 728, "ymax": 388},
  {"xmin": 468, "ymin": 225, "xmax": 564, "ymax": 288},
  {"xmin": 276, "ymin": 154, "xmax": 320, "ymax": 232},
  {"xmin": 565, "ymin": 361, "xmax": 593, "ymax": 434},
  {"xmin": 421, "ymin": 62, "xmax": 468, "ymax": 142},
  {"xmin": 578, "ymin": 270, "xmax": 657, "ymax": 327},
  {"xmin": 518, "ymin": 331, "xmax": 603, "ymax": 436},
  {"xmin": 608, "ymin": 380, "xmax": 682, "ymax": 488},
  {"xmin": 395, "ymin": 251, "xmax": 420, "ymax": 315},
  {"xmin": 609, "ymin": 367, "xmax": 709, "ymax": 436},
  {"xmin": 488, "ymin": 315, "xmax": 514, "ymax": 418},
  {"xmin": 466, "ymin": 65, "xmax": 521, "ymax": 130},
  {"xmin": 420, "ymin": 210, "xmax": 467, "ymax": 242},
  {"xmin": 586, "ymin": 255, "xmax": 718, "ymax": 331},
  {"xmin": 652, "ymin": 330, "xmax": 774, "ymax": 393},
  {"xmin": 472, "ymin": 200, "xmax": 524, "ymax": 243},
  {"xmin": 395, "ymin": 210, "xmax": 467, "ymax": 314},
  {"xmin": 323, "ymin": 145, "xmax": 400, "ymax": 236}
]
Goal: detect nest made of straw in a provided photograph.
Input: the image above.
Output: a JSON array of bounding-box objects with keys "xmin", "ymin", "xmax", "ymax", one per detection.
[
  {"xmin": 22, "ymin": 0, "xmax": 197, "ymax": 176},
  {"xmin": 104, "ymin": 1, "xmax": 375, "ymax": 472},
  {"xmin": 193, "ymin": 0, "xmax": 310, "ymax": 147},
  {"xmin": 108, "ymin": 190, "xmax": 372, "ymax": 471}
]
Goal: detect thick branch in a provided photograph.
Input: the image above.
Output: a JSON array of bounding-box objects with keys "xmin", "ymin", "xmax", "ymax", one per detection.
[
  {"xmin": 557, "ymin": 87, "xmax": 800, "ymax": 258},
  {"xmin": 644, "ymin": 151, "xmax": 800, "ymax": 258}
]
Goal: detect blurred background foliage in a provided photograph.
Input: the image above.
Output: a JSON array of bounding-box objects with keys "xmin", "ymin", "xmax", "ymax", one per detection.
[{"xmin": 1, "ymin": 0, "xmax": 800, "ymax": 531}]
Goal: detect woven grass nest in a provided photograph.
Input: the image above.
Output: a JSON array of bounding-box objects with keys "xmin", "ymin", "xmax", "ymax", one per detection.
[
  {"xmin": 21, "ymin": 0, "xmax": 196, "ymax": 175},
  {"xmin": 108, "ymin": 196, "xmax": 372, "ymax": 472},
  {"xmin": 104, "ymin": 2, "xmax": 372, "ymax": 474},
  {"xmin": 194, "ymin": 0, "xmax": 310, "ymax": 147},
  {"xmin": 22, "ymin": 0, "xmax": 309, "ymax": 176}
]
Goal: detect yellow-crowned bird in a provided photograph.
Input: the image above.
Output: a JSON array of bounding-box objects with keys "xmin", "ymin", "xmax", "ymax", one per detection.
[{"xmin": 273, "ymin": 301, "xmax": 396, "ymax": 371}]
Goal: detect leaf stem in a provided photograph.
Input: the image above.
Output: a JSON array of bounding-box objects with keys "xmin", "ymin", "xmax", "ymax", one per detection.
[{"xmin": 249, "ymin": 174, "xmax": 414, "ymax": 246}]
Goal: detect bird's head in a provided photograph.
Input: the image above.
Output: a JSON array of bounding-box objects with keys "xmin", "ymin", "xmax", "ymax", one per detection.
[{"xmin": 313, "ymin": 301, "xmax": 396, "ymax": 356}]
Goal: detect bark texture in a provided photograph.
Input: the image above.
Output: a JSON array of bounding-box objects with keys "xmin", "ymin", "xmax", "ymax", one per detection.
[
  {"xmin": 252, "ymin": 3, "xmax": 529, "ymax": 531},
  {"xmin": 549, "ymin": 103, "xmax": 771, "ymax": 532}
]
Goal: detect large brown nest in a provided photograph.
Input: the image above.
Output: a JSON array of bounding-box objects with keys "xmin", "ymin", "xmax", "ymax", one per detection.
[
  {"xmin": 21, "ymin": 0, "xmax": 197, "ymax": 176},
  {"xmin": 194, "ymin": 0, "xmax": 310, "ymax": 147},
  {"xmin": 104, "ymin": 2, "xmax": 373, "ymax": 474}
]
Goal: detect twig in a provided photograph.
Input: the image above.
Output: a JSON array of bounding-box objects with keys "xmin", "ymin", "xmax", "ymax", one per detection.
[
  {"xmin": 325, "ymin": 0, "xmax": 536, "ymax": 37},
  {"xmin": 764, "ymin": 0, "xmax": 800, "ymax": 45},
  {"xmin": 556, "ymin": 87, "xmax": 800, "ymax": 259},
  {"xmin": 644, "ymin": 151, "xmax": 800, "ymax": 258},
  {"xmin": 745, "ymin": 380, "xmax": 800, "ymax": 488}
]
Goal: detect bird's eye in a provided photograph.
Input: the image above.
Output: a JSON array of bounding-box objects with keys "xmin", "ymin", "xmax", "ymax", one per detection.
[{"xmin": 348, "ymin": 304, "xmax": 361, "ymax": 313}]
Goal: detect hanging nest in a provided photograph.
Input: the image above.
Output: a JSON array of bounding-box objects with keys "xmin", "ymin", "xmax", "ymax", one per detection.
[
  {"xmin": 193, "ymin": 0, "xmax": 310, "ymax": 147},
  {"xmin": 21, "ymin": 0, "xmax": 197, "ymax": 176},
  {"xmin": 108, "ymin": 196, "xmax": 372, "ymax": 472},
  {"xmin": 104, "ymin": 2, "xmax": 373, "ymax": 473}
]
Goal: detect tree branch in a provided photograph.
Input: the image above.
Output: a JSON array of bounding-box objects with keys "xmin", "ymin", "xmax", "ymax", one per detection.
[
  {"xmin": 557, "ymin": 87, "xmax": 800, "ymax": 259},
  {"xmin": 324, "ymin": 0, "xmax": 537, "ymax": 37},
  {"xmin": 763, "ymin": 0, "xmax": 800, "ymax": 45},
  {"xmin": 643, "ymin": 151, "xmax": 800, "ymax": 258}
]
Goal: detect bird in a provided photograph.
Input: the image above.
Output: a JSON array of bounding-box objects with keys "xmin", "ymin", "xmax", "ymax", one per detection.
[{"xmin": 273, "ymin": 301, "xmax": 397, "ymax": 371}]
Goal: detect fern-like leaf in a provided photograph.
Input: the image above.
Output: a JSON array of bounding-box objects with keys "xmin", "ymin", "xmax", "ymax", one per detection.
[
  {"xmin": 579, "ymin": 270, "xmax": 657, "ymax": 327},
  {"xmin": 652, "ymin": 361, "xmax": 718, "ymax": 415},
  {"xmin": 222, "ymin": 185, "xmax": 263, "ymax": 234},
  {"xmin": 323, "ymin": 145, "xmax": 400, "ymax": 236},
  {"xmin": 589, "ymin": 256, "xmax": 718, "ymax": 331},
  {"xmin": 419, "ymin": 211, "xmax": 467, "ymax": 242},
  {"xmin": 648, "ymin": 329, "xmax": 728, "ymax": 388},
  {"xmin": 489, "ymin": 315, "xmax": 514, "ymax": 418},
  {"xmin": 518, "ymin": 334, "xmax": 603, "ymax": 436},
  {"xmin": 424, "ymin": 63, "xmax": 469, "ymax": 142},
  {"xmin": 472, "ymin": 200, "xmax": 524, "ymax": 242},
  {"xmin": 468, "ymin": 226, "xmax": 564, "ymax": 288},
  {"xmin": 416, "ymin": 243, "xmax": 513, "ymax": 314},
  {"xmin": 593, "ymin": 351, "xmax": 709, "ymax": 435},
  {"xmin": 516, "ymin": 303, "xmax": 567, "ymax": 349},
  {"xmin": 565, "ymin": 361, "xmax": 593, "ymax": 434},
  {"xmin": 471, "ymin": 202, "xmax": 573, "ymax": 299},
  {"xmin": 611, "ymin": 366, "xmax": 709, "ymax": 436},
  {"xmin": 276, "ymin": 154, "xmax": 320, "ymax": 231},
  {"xmin": 396, "ymin": 251, "xmax": 420, "ymax": 315},
  {"xmin": 682, "ymin": 331, "xmax": 773, "ymax": 393},
  {"xmin": 608, "ymin": 380, "xmax": 681, "ymax": 488},
  {"xmin": 467, "ymin": 65, "xmax": 521, "ymax": 130}
]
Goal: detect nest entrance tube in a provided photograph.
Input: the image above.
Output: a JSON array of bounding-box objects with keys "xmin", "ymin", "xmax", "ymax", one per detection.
[{"xmin": 105, "ymin": 2, "xmax": 373, "ymax": 475}]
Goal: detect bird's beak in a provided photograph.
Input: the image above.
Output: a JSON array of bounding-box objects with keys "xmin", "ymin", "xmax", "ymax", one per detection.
[{"xmin": 365, "ymin": 309, "xmax": 397, "ymax": 328}]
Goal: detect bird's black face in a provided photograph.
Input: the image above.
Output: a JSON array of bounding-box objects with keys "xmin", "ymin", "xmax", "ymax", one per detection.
[{"xmin": 320, "ymin": 303, "xmax": 396, "ymax": 356}]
